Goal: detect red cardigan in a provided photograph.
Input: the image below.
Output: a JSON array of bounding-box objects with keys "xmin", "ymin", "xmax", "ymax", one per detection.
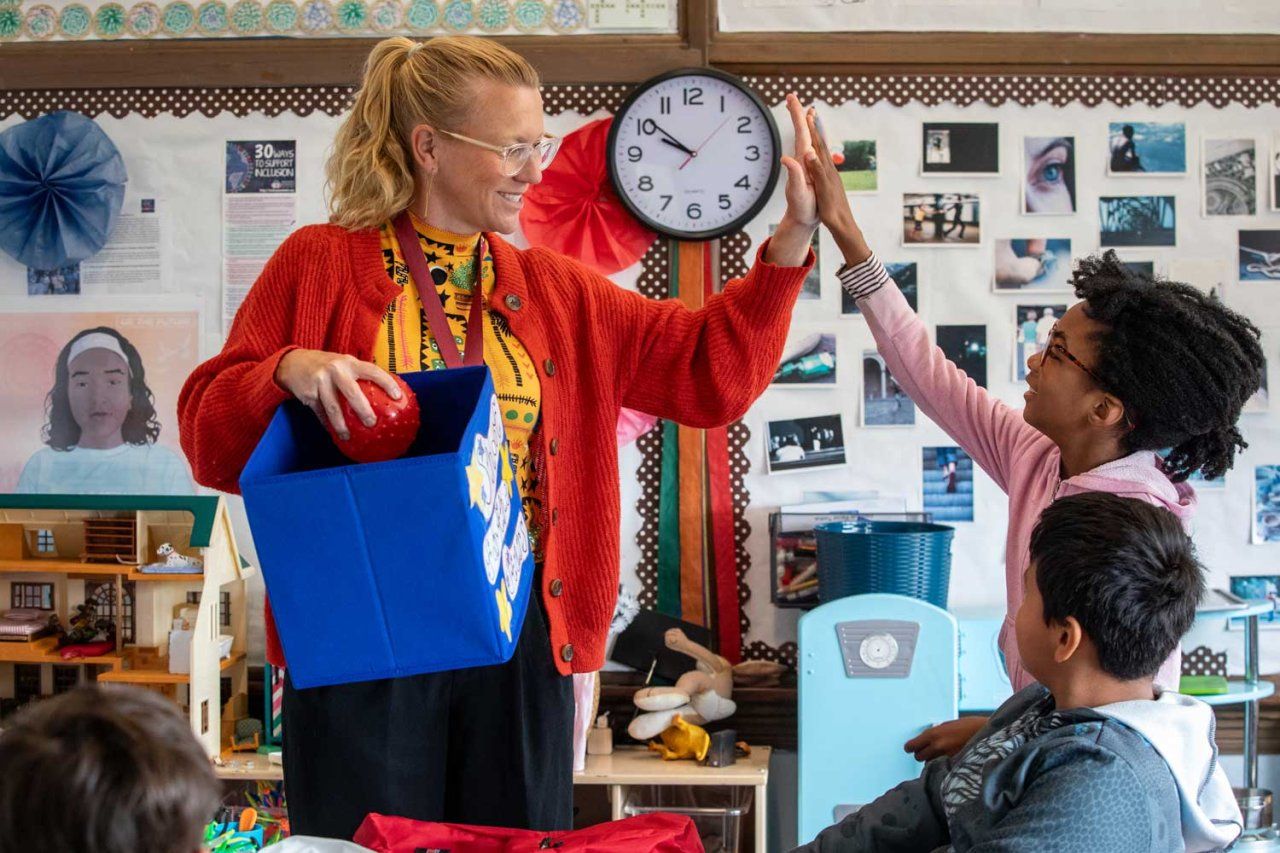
[{"xmin": 178, "ymin": 224, "xmax": 810, "ymax": 674}]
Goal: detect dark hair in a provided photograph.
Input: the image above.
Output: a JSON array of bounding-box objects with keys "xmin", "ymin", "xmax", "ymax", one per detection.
[
  {"xmin": 43, "ymin": 327, "xmax": 161, "ymax": 451},
  {"xmin": 0, "ymin": 685, "xmax": 220, "ymax": 853},
  {"xmin": 1071, "ymin": 251, "xmax": 1265, "ymax": 481},
  {"xmin": 1030, "ymin": 493, "xmax": 1204, "ymax": 681}
]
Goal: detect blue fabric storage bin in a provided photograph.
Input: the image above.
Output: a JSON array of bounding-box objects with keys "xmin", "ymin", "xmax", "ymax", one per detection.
[
  {"xmin": 814, "ymin": 520, "xmax": 954, "ymax": 609},
  {"xmin": 239, "ymin": 366, "xmax": 534, "ymax": 689}
]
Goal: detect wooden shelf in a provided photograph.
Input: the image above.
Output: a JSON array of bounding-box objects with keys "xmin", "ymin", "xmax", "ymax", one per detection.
[
  {"xmin": 97, "ymin": 650, "xmax": 247, "ymax": 685},
  {"xmin": 0, "ymin": 558, "xmax": 204, "ymax": 583},
  {"xmin": 0, "ymin": 637, "xmax": 122, "ymax": 669}
]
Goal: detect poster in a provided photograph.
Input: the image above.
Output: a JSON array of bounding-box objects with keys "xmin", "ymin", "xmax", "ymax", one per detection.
[
  {"xmin": 223, "ymin": 140, "xmax": 297, "ymax": 334},
  {"xmin": 0, "ymin": 311, "xmax": 199, "ymax": 495}
]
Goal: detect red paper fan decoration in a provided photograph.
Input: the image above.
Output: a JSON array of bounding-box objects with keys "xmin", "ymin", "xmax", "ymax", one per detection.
[{"xmin": 519, "ymin": 117, "xmax": 657, "ymax": 276}]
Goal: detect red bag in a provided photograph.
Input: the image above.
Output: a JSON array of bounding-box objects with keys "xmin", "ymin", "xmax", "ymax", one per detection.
[{"xmin": 353, "ymin": 812, "xmax": 704, "ymax": 853}]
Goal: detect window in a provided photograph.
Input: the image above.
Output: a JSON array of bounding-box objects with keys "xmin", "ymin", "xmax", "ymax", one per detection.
[
  {"xmin": 52, "ymin": 666, "xmax": 80, "ymax": 694},
  {"xmin": 11, "ymin": 582, "xmax": 53, "ymax": 610},
  {"xmin": 185, "ymin": 591, "xmax": 231, "ymax": 627},
  {"xmin": 34, "ymin": 529, "xmax": 56, "ymax": 555},
  {"xmin": 84, "ymin": 581, "xmax": 136, "ymax": 644},
  {"xmin": 14, "ymin": 665, "xmax": 41, "ymax": 704}
]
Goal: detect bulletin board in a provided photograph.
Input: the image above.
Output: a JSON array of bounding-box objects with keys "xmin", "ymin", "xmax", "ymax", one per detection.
[{"xmin": 4, "ymin": 71, "xmax": 1280, "ymax": 674}]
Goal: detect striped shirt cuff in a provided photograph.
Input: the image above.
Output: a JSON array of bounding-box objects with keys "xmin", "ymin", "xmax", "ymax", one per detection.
[{"xmin": 837, "ymin": 253, "xmax": 892, "ymax": 302}]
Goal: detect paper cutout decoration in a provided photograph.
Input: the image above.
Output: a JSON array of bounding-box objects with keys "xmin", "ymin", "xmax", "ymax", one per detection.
[
  {"xmin": 0, "ymin": 111, "xmax": 128, "ymax": 270},
  {"xmin": 519, "ymin": 117, "xmax": 657, "ymax": 276}
]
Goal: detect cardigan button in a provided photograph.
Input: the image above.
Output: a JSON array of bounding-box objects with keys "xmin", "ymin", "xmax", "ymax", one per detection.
[
  {"xmin": 549, "ymin": 437, "xmax": 559, "ymax": 456},
  {"xmin": 551, "ymin": 508, "xmax": 559, "ymax": 526},
  {"xmin": 560, "ymin": 643, "xmax": 574, "ymax": 663},
  {"xmin": 544, "ymin": 358, "xmax": 556, "ymax": 377},
  {"xmin": 504, "ymin": 294, "xmax": 523, "ymax": 312},
  {"xmin": 550, "ymin": 578, "xmax": 564, "ymax": 597}
]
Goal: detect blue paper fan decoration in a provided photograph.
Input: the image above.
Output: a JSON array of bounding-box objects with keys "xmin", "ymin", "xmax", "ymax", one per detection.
[{"xmin": 0, "ymin": 111, "xmax": 128, "ymax": 270}]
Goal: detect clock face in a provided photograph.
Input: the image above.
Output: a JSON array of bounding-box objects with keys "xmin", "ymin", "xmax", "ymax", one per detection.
[{"xmin": 608, "ymin": 69, "xmax": 781, "ymax": 241}]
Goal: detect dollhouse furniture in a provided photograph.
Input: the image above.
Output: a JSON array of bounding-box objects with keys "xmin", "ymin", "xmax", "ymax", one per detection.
[{"xmin": 0, "ymin": 494, "xmax": 252, "ymax": 758}]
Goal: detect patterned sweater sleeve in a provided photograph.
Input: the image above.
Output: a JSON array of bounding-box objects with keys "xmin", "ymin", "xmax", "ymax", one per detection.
[{"xmin": 841, "ymin": 254, "xmax": 1044, "ymax": 493}]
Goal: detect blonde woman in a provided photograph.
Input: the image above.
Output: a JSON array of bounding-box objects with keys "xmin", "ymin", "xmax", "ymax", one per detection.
[{"xmin": 180, "ymin": 37, "xmax": 818, "ymax": 838}]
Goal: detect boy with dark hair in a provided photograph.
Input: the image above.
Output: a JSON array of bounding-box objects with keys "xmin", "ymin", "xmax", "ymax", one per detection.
[
  {"xmin": 0, "ymin": 684, "xmax": 221, "ymax": 853},
  {"xmin": 794, "ymin": 493, "xmax": 1242, "ymax": 853}
]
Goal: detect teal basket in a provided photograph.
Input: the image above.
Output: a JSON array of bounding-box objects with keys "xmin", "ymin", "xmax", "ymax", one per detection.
[{"xmin": 814, "ymin": 520, "xmax": 955, "ymax": 609}]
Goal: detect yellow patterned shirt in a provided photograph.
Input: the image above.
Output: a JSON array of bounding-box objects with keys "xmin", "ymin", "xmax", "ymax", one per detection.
[{"xmin": 375, "ymin": 213, "xmax": 543, "ymax": 553}]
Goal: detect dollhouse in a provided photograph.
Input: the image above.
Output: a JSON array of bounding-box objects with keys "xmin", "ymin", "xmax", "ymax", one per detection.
[{"xmin": 0, "ymin": 494, "xmax": 251, "ymax": 758}]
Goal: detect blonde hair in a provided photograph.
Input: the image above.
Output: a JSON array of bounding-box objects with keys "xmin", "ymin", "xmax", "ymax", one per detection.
[{"xmin": 325, "ymin": 36, "xmax": 540, "ymax": 230}]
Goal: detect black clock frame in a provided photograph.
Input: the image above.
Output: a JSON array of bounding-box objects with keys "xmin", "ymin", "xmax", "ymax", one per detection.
[{"xmin": 606, "ymin": 67, "xmax": 782, "ymax": 242}]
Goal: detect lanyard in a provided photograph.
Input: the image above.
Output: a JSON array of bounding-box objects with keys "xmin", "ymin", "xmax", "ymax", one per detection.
[{"xmin": 392, "ymin": 211, "xmax": 485, "ymax": 369}]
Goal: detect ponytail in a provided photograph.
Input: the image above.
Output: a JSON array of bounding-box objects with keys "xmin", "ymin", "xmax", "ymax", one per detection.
[{"xmin": 325, "ymin": 36, "xmax": 540, "ymax": 230}]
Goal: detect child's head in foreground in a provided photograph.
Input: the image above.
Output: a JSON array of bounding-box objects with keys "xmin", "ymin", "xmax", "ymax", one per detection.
[
  {"xmin": 1015, "ymin": 492, "xmax": 1205, "ymax": 690},
  {"xmin": 0, "ymin": 684, "xmax": 220, "ymax": 853}
]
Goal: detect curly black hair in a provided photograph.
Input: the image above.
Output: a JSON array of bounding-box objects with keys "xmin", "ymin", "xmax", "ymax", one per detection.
[
  {"xmin": 1072, "ymin": 250, "xmax": 1265, "ymax": 482},
  {"xmin": 1032, "ymin": 493, "xmax": 1204, "ymax": 681},
  {"xmin": 43, "ymin": 327, "xmax": 162, "ymax": 452}
]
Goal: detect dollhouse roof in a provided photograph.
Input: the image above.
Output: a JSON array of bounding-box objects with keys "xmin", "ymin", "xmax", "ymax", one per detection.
[{"xmin": 0, "ymin": 495, "xmax": 222, "ymax": 548}]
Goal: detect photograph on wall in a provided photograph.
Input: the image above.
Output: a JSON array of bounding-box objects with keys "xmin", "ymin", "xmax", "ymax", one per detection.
[
  {"xmin": 766, "ymin": 414, "xmax": 847, "ymax": 474},
  {"xmin": 1228, "ymin": 576, "xmax": 1280, "ymax": 630},
  {"xmin": 1239, "ymin": 230, "xmax": 1280, "ymax": 282},
  {"xmin": 921, "ymin": 123, "xmax": 999, "ymax": 175},
  {"xmin": 0, "ymin": 311, "xmax": 199, "ymax": 495},
  {"xmin": 993, "ymin": 238, "xmax": 1072, "ymax": 292},
  {"xmin": 862, "ymin": 350, "xmax": 915, "ymax": 426},
  {"xmin": 1122, "ymin": 260, "xmax": 1156, "ymax": 277},
  {"xmin": 771, "ymin": 333, "xmax": 837, "ymax": 388},
  {"xmin": 1202, "ymin": 138, "xmax": 1257, "ymax": 217},
  {"xmin": 26, "ymin": 264, "xmax": 81, "ymax": 296},
  {"xmin": 903, "ymin": 193, "xmax": 981, "ymax": 246},
  {"xmin": 1012, "ymin": 303, "xmax": 1069, "ymax": 382},
  {"xmin": 1254, "ymin": 465, "xmax": 1280, "ymax": 544},
  {"xmin": 770, "ymin": 223, "xmax": 820, "ymax": 299},
  {"xmin": 1273, "ymin": 134, "xmax": 1280, "ymax": 212},
  {"xmin": 1107, "ymin": 122, "xmax": 1186, "ymax": 175},
  {"xmin": 833, "ymin": 139, "xmax": 877, "ymax": 193},
  {"xmin": 937, "ymin": 325, "xmax": 988, "ymax": 389},
  {"xmin": 923, "ymin": 446, "xmax": 974, "ymax": 522},
  {"xmin": 843, "ymin": 261, "xmax": 918, "ymax": 315},
  {"xmin": 1022, "ymin": 136, "xmax": 1076, "ymax": 214},
  {"xmin": 1099, "ymin": 196, "xmax": 1176, "ymax": 248}
]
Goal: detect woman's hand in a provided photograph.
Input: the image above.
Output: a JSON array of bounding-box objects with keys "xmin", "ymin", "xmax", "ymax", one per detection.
[
  {"xmin": 799, "ymin": 106, "xmax": 873, "ymax": 267},
  {"xmin": 763, "ymin": 94, "xmax": 820, "ymax": 267},
  {"xmin": 903, "ymin": 715, "xmax": 990, "ymax": 762},
  {"xmin": 275, "ymin": 349, "xmax": 403, "ymax": 441}
]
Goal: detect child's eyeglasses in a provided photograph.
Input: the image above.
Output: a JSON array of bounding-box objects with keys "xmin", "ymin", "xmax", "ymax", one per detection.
[
  {"xmin": 1046, "ymin": 323, "xmax": 1104, "ymax": 385},
  {"xmin": 438, "ymin": 130, "xmax": 561, "ymax": 177}
]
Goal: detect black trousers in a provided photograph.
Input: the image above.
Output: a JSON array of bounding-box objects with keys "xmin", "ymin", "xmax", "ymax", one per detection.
[{"xmin": 282, "ymin": 593, "xmax": 574, "ymax": 840}]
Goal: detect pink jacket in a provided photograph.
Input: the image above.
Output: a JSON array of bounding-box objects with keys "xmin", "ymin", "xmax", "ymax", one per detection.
[{"xmin": 846, "ymin": 255, "xmax": 1195, "ymax": 692}]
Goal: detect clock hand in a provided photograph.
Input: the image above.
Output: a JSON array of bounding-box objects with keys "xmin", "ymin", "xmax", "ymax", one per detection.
[
  {"xmin": 660, "ymin": 137, "xmax": 697, "ymax": 157},
  {"xmin": 646, "ymin": 121, "xmax": 696, "ymax": 157},
  {"xmin": 678, "ymin": 117, "xmax": 731, "ymax": 171}
]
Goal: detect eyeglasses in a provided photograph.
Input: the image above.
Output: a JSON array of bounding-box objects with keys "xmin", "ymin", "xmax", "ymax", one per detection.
[
  {"xmin": 1045, "ymin": 323, "xmax": 1103, "ymax": 384},
  {"xmin": 438, "ymin": 129, "xmax": 561, "ymax": 177}
]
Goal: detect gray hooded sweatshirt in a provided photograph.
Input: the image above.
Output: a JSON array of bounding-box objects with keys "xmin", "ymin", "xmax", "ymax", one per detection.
[{"xmin": 792, "ymin": 685, "xmax": 1242, "ymax": 852}]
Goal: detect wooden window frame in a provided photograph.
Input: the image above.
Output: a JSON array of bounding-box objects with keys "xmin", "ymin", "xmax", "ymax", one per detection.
[{"xmin": 5, "ymin": 0, "xmax": 1276, "ymax": 91}]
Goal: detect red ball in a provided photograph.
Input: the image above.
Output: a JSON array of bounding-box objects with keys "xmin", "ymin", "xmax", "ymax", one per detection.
[
  {"xmin": 328, "ymin": 375, "xmax": 421, "ymax": 464},
  {"xmin": 830, "ymin": 151, "xmax": 845, "ymax": 166}
]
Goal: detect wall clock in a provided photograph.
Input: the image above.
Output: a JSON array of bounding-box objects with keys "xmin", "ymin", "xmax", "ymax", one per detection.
[{"xmin": 607, "ymin": 68, "xmax": 781, "ymax": 241}]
